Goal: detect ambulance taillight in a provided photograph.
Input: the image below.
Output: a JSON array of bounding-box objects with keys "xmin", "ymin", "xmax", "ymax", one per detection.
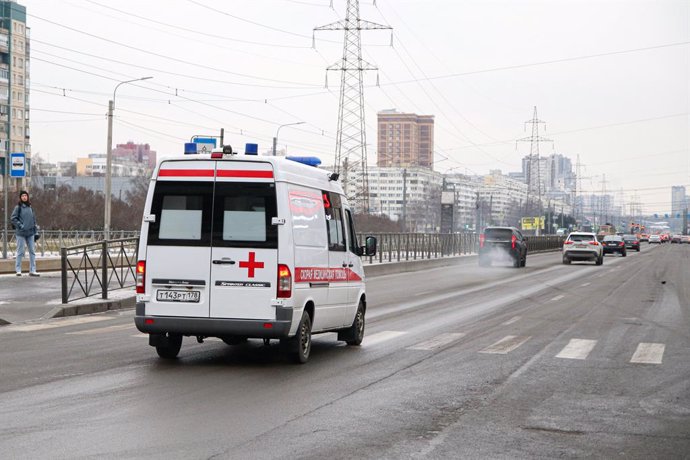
[
  {"xmin": 277, "ymin": 264, "xmax": 292, "ymax": 298},
  {"xmin": 136, "ymin": 261, "xmax": 146, "ymax": 294}
]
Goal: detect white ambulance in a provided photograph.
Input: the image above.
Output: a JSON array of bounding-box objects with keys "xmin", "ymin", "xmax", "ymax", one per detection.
[{"xmin": 134, "ymin": 145, "xmax": 377, "ymax": 363}]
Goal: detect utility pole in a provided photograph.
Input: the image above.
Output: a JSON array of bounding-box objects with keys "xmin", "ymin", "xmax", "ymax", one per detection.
[
  {"xmin": 314, "ymin": 0, "xmax": 392, "ymax": 214},
  {"xmin": 517, "ymin": 106, "xmax": 553, "ymax": 236},
  {"xmin": 475, "ymin": 191, "xmax": 481, "ymax": 233},
  {"xmin": 401, "ymin": 168, "xmax": 407, "ymax": 232}
]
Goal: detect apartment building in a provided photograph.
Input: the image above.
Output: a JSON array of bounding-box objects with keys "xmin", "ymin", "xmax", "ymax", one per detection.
[
  {"xmin": 377, "ymin": 109, "xmax": 434, "ymax": 169},
  {"xmin": 0, "ymin": 0, "xmax": 29, "ymax": 190}
]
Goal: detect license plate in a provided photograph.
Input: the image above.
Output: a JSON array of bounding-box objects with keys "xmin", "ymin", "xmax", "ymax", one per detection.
[
  {"xmin": 156, "ymin": 290, "xmax": 200, "ymax": 303},
  {"xmin": 576, "ymin": 244, "xmax": 587, "ymax": 248}
]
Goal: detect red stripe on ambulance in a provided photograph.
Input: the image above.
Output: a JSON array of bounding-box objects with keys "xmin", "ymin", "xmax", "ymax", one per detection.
[
  {"xmin": 217, "ymin": 170, "xmax": 274, "ymax": 179},
  {"xmin": 159, "ymin": 169, "xmax": 214, "ymax": 177}
]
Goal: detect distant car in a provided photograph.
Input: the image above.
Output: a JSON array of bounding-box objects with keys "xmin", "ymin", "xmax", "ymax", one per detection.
[
  {"xmin": 660, "ymin": 234, "xmax": 670, "ymax": 243},
  {"xmin": 681, "ymin": 235, "xmax": 690, "ymax": 244},
  {"xmin": 671, "ymin": 234, "xmax": 682, "ymax": 244},
  {"xmin": 478, "ymin": 226, "xmax": 528, "ymax": 268},
  {"xmin": 602, "ymin": 235, "xmax": 627, "ymax": 257},
  {"xmin": 622, "ymin": 234, "xmax": 641, "ymax": 252},
  {"xmin": 638, "ymin": 234, "xmax": 649, "ymax": 242},
  {"xmin": 562, "ymin": 232, "xmax": 603, "ymax": 265},
  {"xmin": 649, "ymin": 235, "xmax": 662, "ymax": 244}
]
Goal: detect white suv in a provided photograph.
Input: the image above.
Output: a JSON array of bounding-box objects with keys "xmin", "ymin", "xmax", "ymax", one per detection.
[{"xmin": 562, "ymin": 232, "xmax": 603, "ymax": 265}]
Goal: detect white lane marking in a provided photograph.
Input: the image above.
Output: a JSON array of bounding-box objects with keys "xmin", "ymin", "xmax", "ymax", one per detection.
[
  {"xmin": 6, "ymin": 316, "xmax": 113, "ymax": 332},
  {"xmin": 363, "ymin": 330, "xmax": 406, "ymax": 347},
  {"xmin": 66, "ymin": 324, "xmax": 135, "ymax": 335},
  {"xmin": 131, "ymin": 333, "xmax": 148, "ymax": 338},
  {"xmin": 414, "ymin": 290, "xmax": 435, "ymax": 297},
  {"xmin": 580, "ymin": 282, "xmax": 591, "ymax": 287},
  {"xmin": 555, "ymin": 339, "xmax": 597, "ymax": 360},
  {"xmin": 408, "ymin": 333, "xmax": 465, "ymax": 351},
  {"xmin": 502, "ymin": 316, "xmax": 521, "ymax": 326},
  {"xmin": 630, "ymin": 343, "xmax": 665, "ymax": 364},
  {"xmin": 479, "ymin": 335, "xmax": 531, "ymax": 354},
  {"xmin": 550, "ymin": 294, "xmax": 565, "ymax": 301}
]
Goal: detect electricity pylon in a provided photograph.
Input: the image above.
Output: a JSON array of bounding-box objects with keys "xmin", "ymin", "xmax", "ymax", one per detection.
[
  {"xmin": 517, "ymin": 106, "xmax": 553, "ymax": 234},
  {"xmin": 314, "ymin": 0, "xmax": 391, "ymax": 213}
]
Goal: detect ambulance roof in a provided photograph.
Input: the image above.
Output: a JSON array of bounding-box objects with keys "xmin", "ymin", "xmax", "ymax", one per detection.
[{"xmin": 155, "ymin": 153, "xmax": 343, "ymax": 193}]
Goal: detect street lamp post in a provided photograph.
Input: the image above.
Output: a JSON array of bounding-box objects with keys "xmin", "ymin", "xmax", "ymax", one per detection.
[
  {"xmin": 272, "ymin": 122, "xmax": 305, "ymax": 156},
  {"xmin": 104, "ymin": 77, "xmax": 152, "ymax": 240}
]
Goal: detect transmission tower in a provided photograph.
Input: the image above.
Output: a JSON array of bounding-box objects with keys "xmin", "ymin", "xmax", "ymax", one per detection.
[
  {"xmin": 314, "ymin": 0, "xmax": 391, "ymax": 213},
  {"xmin": 517, "ymin": 106, "xmax": 553, "ymax": 234}
]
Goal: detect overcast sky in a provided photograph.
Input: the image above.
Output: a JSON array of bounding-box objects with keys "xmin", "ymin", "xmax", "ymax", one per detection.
[{"xmin": 21, "ymin": 0, "xmax": 689, "ymax": 214}]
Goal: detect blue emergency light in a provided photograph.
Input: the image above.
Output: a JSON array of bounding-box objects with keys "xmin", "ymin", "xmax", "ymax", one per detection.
[
  {"xmin": 245, "ymin": 143, "xmax": 258, "ymax": 155},
  {"xmin": 184, "ymin": 143, "xmax": 197, "ymax": 155},
  {"xmin": 286, "ymin": 156, "xmax": 321, "ymax": 167}
]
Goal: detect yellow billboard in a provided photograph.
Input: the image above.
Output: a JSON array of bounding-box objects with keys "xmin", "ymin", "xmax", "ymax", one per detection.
[{"xmin": 521, "ymin": 217, "xmax": 544, "ymax": 230}]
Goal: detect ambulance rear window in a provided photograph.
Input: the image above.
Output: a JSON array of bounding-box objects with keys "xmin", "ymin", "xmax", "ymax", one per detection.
[
  {"xmin": 148, "ymin": 182, "xmax": 213, "ymax": 246},
  {"xmin": 212, "ymin": 182, "xmax": 277, "ymax": 248}
]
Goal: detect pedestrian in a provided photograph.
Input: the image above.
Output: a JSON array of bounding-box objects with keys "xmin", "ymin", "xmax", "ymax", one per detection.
[{"xmin": 11, "ymin": 190, "xmax": 39, "ymax": 277}]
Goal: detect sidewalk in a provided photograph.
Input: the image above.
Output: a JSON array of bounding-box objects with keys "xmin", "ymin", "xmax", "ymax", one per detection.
[
  {"xmin": 0, "ymin": 257, "xmax": 136, "ymax": 325},
  {"xmin": 0, "ymin": 253, "xmax": 475, "ymax": 326}
]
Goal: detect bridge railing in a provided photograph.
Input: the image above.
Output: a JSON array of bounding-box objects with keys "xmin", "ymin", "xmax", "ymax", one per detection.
[
  {"xmin": 60, "ymin": 238, "xmax": 139, "ymax": 304},
  {"xmin": 358, "ymin": 233, "xmax": 564, "ymax": 263},
  {"xmin": 2, "ymin": 230, "xmax": 140, "ymax": 257}
]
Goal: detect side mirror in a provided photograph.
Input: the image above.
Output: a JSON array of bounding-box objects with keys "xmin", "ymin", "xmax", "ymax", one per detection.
[{"xmin": 364, "ymin": 236, "xmax": 377, "ymax": 256}]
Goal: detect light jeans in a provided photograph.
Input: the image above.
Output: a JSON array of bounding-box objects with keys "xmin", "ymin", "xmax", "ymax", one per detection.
[{"xmin": 15, "ymin": 234, "xmax": 36, "ymax": 274}]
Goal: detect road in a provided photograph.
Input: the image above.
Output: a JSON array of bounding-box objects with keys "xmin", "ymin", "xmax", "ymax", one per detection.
[{"xmin": 1, "ymin": 243, "xmax": 688, "ymax": 459}]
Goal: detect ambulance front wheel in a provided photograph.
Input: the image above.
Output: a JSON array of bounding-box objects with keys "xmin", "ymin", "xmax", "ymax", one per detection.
[
  {"xmin": 338, "ymin": 301, "xmax": 365, "ymax": 346},
  {"xmin": 155, "ymin": 333, "xmax": 182, "ymax": 359}
]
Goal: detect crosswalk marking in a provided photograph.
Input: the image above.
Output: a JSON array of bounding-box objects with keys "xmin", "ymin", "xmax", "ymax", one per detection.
[
  {"xmin": 407, "ymin": 333, "xmax": 465, "ymax": 351},
  {"xmin": 66, "ymin": 324, "xmax": 134, "ymax": 335},
  {"xmin": 502, "ymin": 316, "xmax": 521, "ymax": 326},
  {"xmin": 630, "ymin": 343, "xmax": 665, "ymax": 364},
  {"xmin": 555, "ymin": 339, "xmax": 597, "ymax": 360},
  {"xmin": 479, "ymin": 335, "xmax": 531, "ymax": 354},
  {"xmin": 363, "ymin": 330, "xmax": 406, "ymax": 347},
  {"xmin": 550, "ymin": 295, "xmax": 565, "ymax": 301},
  {"xmin": 7, "ymin": 316, "xmax": 113, "ymax": 332}
]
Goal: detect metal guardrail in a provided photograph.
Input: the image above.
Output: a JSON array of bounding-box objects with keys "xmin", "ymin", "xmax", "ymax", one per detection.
[
  {"xmin": 359, "ymin": 233, "xmax": 564, "ymax": 263},
  {"xmin": 60, "ymin": 238, "xmax": 138, "ymax": 304},
  {"xmin": 3, "ymin": 230, "xmax": 140, "ymax": 258}
]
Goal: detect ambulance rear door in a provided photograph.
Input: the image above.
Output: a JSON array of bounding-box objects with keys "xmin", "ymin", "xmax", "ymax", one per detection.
[
  {"xmin": 209, "ymin": 161, "xmax": 278, "ymax": 320},
  {"xmin": 144, "ymin": 160, "xmax": 214, "ymax": 318}
]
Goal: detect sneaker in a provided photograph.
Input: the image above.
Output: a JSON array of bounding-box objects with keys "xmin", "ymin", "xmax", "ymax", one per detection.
[
  {"xmin": 16, "ymin": 272, "xmax": 21, "ymax": 276},
  {"xmin": 29, "ymin": 272, "xmax": 40, "ymax": 277}
]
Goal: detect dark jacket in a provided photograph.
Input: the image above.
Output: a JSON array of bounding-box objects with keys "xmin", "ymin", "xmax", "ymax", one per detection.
[{"xmin": 11, "ymin": 203, "xmax": 37, "ymax": 238}]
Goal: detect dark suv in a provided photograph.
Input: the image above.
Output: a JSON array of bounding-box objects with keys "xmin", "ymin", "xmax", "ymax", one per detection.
[{"xmin": 478, "ymin": 226, "xmax": 528, "ymax": 268}]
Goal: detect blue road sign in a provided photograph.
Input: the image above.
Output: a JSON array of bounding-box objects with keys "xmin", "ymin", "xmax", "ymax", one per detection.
[{"xmin": 10, "ymin": 153, "xmax": 25, "ymax": 177}]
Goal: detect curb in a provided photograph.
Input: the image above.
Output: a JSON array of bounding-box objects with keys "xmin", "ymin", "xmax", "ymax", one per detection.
[{"xmin": 43, "ymin": 296, "xmax": 136, "ymax": 319}]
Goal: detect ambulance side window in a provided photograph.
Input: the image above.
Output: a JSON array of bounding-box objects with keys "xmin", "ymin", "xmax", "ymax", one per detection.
[
  {"xmin": 323, "ymin": 191, "xmax": 346, "ymax": 252},
  {"xmin": 213, "ymin": 182, "xmax": 277, "ymax": 249},
  {"xmin": 148, "ymin": 181, "xmax": 212, "ymax": 246},
  {"xmin": 345, "ymin": 209, "xmax": 359, "ymax": 254}
]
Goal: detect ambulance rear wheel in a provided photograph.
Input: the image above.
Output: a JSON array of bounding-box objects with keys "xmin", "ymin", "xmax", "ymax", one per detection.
[
  {"xmin": 156, "ymin": 333, "xmax": 182, "ymax": 359},
  {"xmin": 286, "ymin": 311, "xmax": 312, "ymax": 364}
]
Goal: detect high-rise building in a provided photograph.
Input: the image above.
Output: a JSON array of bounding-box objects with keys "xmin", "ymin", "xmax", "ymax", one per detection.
[
  {"xmin": 671, "ymin": 186, "xmax": 687, "ymax": 215},
  {"xmin": 0, "ymin": 0, "xmax": 28, "ymax": 189},
  {"xmin": 377, "ymin": 109, "xmax": 434, "ymax": 169}
]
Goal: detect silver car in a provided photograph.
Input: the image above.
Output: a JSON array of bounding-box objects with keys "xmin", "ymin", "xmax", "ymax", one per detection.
[{"xmin": 562, "ymin": 232, "xmax": 603, "ymax": 265}]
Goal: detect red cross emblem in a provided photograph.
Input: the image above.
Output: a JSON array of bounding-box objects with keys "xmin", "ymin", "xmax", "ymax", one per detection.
[{"xmin": 239, "ymin": 252, "xmax": 264, "ymax": 278}]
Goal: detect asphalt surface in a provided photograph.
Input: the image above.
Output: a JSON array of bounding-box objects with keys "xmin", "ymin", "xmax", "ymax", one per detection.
[{"xmin": 0, "ymin": 243, "xmax": 688, "ymax": 458}]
